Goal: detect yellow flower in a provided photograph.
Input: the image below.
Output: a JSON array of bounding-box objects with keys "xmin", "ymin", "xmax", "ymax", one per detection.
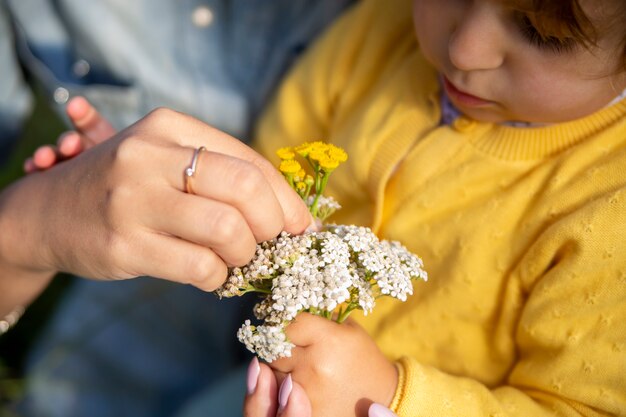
[
  {"xmin": 295, "ymin": 141, "xmax": 325, "ymax": 157},
  {"xmin": 294, "ymin": 143, "xmax": 314, "ymax": 157},
  {"xmin": 328, "ymin": 145, "xmax": 348, "ymax": 162},
  {"xmin": 276, "ymin": 147, "xmax": 295, "ymax": 160},
  {"xmin": 275, "ymin": 141, "xmax": 349, "ymax": 220},
  {"xmin": 308, "ymin": 149, "xmax": 326, "ymax": 163},
  {"xmin": 311, "ymin": 141, "xmax": 327, "ymax": 150},
  {"xmin": 319, "ymin": 156, "xmax": 339, "ymax": 171},
  {"xmin": 279, "ymin": 159, "xmax": 302, "ymax": 174}
]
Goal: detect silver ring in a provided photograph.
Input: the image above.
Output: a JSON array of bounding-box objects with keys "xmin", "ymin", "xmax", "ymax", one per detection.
[{"xmin": 184, "ymin": 146, "xmax": 206, "ymax": 194}]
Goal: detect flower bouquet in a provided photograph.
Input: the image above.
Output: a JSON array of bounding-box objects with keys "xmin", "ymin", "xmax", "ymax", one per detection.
[{"xmin": 216, "ymin": 142, "xmax": 428, "ymax": 362}]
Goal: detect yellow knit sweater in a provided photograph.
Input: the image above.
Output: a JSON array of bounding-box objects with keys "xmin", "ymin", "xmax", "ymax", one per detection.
[{"xmin": 255, "ymin": 0, "xmax": 626, "ymax": 415}]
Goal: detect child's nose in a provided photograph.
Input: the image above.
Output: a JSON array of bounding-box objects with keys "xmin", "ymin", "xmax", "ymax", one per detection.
[{"xmin": 447, "ymin": 5, "xmax": 505, "ymax": 72}]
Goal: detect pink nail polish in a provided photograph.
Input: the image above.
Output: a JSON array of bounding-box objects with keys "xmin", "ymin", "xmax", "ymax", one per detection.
[
  {"xmin": 369, "ymin": 403, "xmax": 398, "ymax": 417},
  {"xmin": 278, "ymin": 374, "xmax": 293, "ymax": 412},
  {"xmin": 246, "ymin": 357, "xmax": 260, "ymax": 394}
]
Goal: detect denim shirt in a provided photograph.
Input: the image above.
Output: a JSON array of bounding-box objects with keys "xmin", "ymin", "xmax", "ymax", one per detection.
[{"xmin": 0, "ymin": 0, "xmax": 353, "ymax": 161}]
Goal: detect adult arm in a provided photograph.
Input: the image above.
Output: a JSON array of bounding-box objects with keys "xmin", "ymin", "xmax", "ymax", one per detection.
[{"xmin": 0, "ymin": 3, "xmax": 40, "ymax": 316}]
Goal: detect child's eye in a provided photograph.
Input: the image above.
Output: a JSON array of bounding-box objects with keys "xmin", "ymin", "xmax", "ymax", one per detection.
[{"xmin": 518, "ymin": 16, "xmax": 577, "ymax": 54}]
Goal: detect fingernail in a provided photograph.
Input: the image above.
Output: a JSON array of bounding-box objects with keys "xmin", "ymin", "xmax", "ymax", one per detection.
[
  {"xmin": 278, "ymin": 374, "xmax": 293, "ymax": 412},
  {"xmin": 246, "ymin": 357, "xmax": 260, "ymax": 394},
  {"xmin": 305, "ymin": 217, "xmax": 321, "ymax": 233},
  {"xmin": 369, "ymin": 403, "xmax": 398, "ymax": 417}
]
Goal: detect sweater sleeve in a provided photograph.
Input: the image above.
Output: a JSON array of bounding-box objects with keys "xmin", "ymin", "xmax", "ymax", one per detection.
[{"xmin": 390, "ymin": 191, "xmax": 626, "ymax": 416}]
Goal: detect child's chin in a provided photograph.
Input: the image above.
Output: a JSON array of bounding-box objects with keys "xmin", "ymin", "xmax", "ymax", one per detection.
[{"xmin": 457, "ymin": 108, "xmax": 507, "ymax": 124}]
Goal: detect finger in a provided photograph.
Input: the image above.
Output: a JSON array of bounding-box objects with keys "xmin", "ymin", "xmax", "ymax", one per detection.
[
  {"xmin": 126, "ymin": 232, "xmax": 228, "ymax": 291},
  {"xmin": 276, "ymin": 374, "xmax": 312, "ymax": 417},
  {"xmin": 33, "ymin": 145, "xmax": 60, "ymax": 170},
  {"xmin": 66, "ymin": 96, "xmax": 116, "ymax": 143},
  {"xmin": 269, "ymin": 314, "xmax": 336, "ymax": 373},
  {"xmin": 57, "ymin": 131, "xmax": 87, "ymax": 156},
  {"xmin": 267, "ymin": 349, "xmax": 296, "ymax": 374},
  {"xmin": 148, "ymin": 110, "xmax": 313, "ymax": 234},
  {"xmin": 284, "ymin": 313, "xmax": 342, "ymax": 346},
  {"xmin": 146, "ymin": 189, "xmax": 258, "ymax": 266},
  {"xmin": 244, "ymin": 362, "xmax": 279, "ymax": 417},
  {"xmin": 31, "ymin": 132, "xmax": 87, "ymax": 172},
  {"xmin": 177, "ymin": 150, "xmax": 289, "ymax": 243}
]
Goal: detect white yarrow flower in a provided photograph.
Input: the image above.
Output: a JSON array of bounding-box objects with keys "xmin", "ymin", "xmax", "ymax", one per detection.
[{"xmin": 218, "ymin": 226, "xmax": 427, "ymax": 362}]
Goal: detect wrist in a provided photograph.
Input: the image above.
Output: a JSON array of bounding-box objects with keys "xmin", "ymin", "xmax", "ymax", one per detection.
[
  {"xmin": 0, "ymin": 259, "xmax": 54, "ymax": 317},
  {"xmin": 0, "ymin": 251, "xmax": 55, "ymax": 315},
  {"xmin": 0, "ymin": 175, "xmax": 57, "ymax": 274},
  {"xmin": 0, "ymin": 177, "xmax": 57, "ymax": 315}
]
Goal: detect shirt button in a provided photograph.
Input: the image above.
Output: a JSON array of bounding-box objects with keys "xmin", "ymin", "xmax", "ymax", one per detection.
[
  {"xmin": 192, "ymin": 6, "xmax": 214, "ymax": 27},
  {"xmin": 452, "ymin": 116, "xmax": 477, "ymax": 132},
  {"xmin": 53, "ymin": 87, "xmax": 70, "ymax": 104},
  {"xmin": 72, "ymin": 59, "xmax": 91, "ymax": 78}
]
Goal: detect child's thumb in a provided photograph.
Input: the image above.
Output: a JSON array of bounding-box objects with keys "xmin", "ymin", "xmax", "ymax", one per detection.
[{"xmin": 66, "ymin": 96, "xmax": 116, "ymax": 144}]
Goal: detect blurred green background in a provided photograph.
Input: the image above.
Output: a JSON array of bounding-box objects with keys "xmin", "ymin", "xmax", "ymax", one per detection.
[{"xmin": 0, "ymin": 87, "xmax": 74, "ymax": 410}]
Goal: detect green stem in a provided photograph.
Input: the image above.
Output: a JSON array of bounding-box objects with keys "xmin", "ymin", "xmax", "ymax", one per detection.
[
  {"xmin": 335, "ymin": 306, "xmax": 344, "ymax": 322},
  {"xmin": 241, "ymin": 287, "xmax": 272, "ymax": 295},
  {"xmin": 310, "ymin": 193, "xmax": 321, "ymax": 218},
  {"xmin": 313, "ymin": 164, "xmax": 322, "ymax": 193},
  {"xmin": 337, "ymin": 305, "xmax": 356, "ymax": 323},
  {"xmin": 318, "ymin": 172, "xmax": 331, "ymax": 196},
  {"xmin": 303, "ymin": 183, "xmax": 313, "ymax": 201}
]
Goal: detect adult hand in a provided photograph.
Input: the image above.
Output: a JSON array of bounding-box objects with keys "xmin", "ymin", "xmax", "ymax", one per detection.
[
  {"xmin": 0, "ymin": 107, "xmax": 313, "ymax": 296},
  {"xmin": 244, "ymin": 358, "xmax": 399, "ymax": 417},
  {"xmin": 244, "ymin": 359, "xmax": 311, "ymax": 417}
]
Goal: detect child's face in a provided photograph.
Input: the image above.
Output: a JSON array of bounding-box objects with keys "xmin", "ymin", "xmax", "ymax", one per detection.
[{"xmin": 413, "ymin": 0, "xmax": 626, "ymax": 124}]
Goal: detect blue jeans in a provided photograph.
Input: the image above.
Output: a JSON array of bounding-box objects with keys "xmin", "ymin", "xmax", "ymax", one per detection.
[{"xmin": 17, "ymin": 277, "xmax": 255, "ymax": 417}]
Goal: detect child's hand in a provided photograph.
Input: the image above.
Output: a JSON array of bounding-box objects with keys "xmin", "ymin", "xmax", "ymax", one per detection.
[
  {"xmin": 24, "ymin": 96, "xmax": 115, "ymax": 173},
  {"xmin": 269, "ymin": 313, "xmax": 397, "ymax": 417}
]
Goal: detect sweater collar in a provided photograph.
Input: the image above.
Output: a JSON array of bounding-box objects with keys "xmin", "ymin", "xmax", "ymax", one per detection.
[
  {"xmin": 438, "ymin": 78, "xmax": 626, "ymax": 160},
  {"xmin": 464, "ymin": 99, "xmax": 626, "ymax": 160}
]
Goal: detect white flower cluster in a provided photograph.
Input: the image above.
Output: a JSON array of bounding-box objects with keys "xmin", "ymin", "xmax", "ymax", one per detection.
[{"xmin": 216, "ymin": 225, "xmax": 428, "ymax": 362}]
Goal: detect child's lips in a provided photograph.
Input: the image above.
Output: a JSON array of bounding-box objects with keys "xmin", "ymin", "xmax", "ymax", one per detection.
[{"xmin": 443, "ymin": 77, "xmax": 492, "ymax": 107}]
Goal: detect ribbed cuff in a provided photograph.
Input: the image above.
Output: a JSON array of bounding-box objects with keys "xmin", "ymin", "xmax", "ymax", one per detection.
[{"xmin": 389, "ymin": 358, "xmax": 408, "ymax": 414}]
